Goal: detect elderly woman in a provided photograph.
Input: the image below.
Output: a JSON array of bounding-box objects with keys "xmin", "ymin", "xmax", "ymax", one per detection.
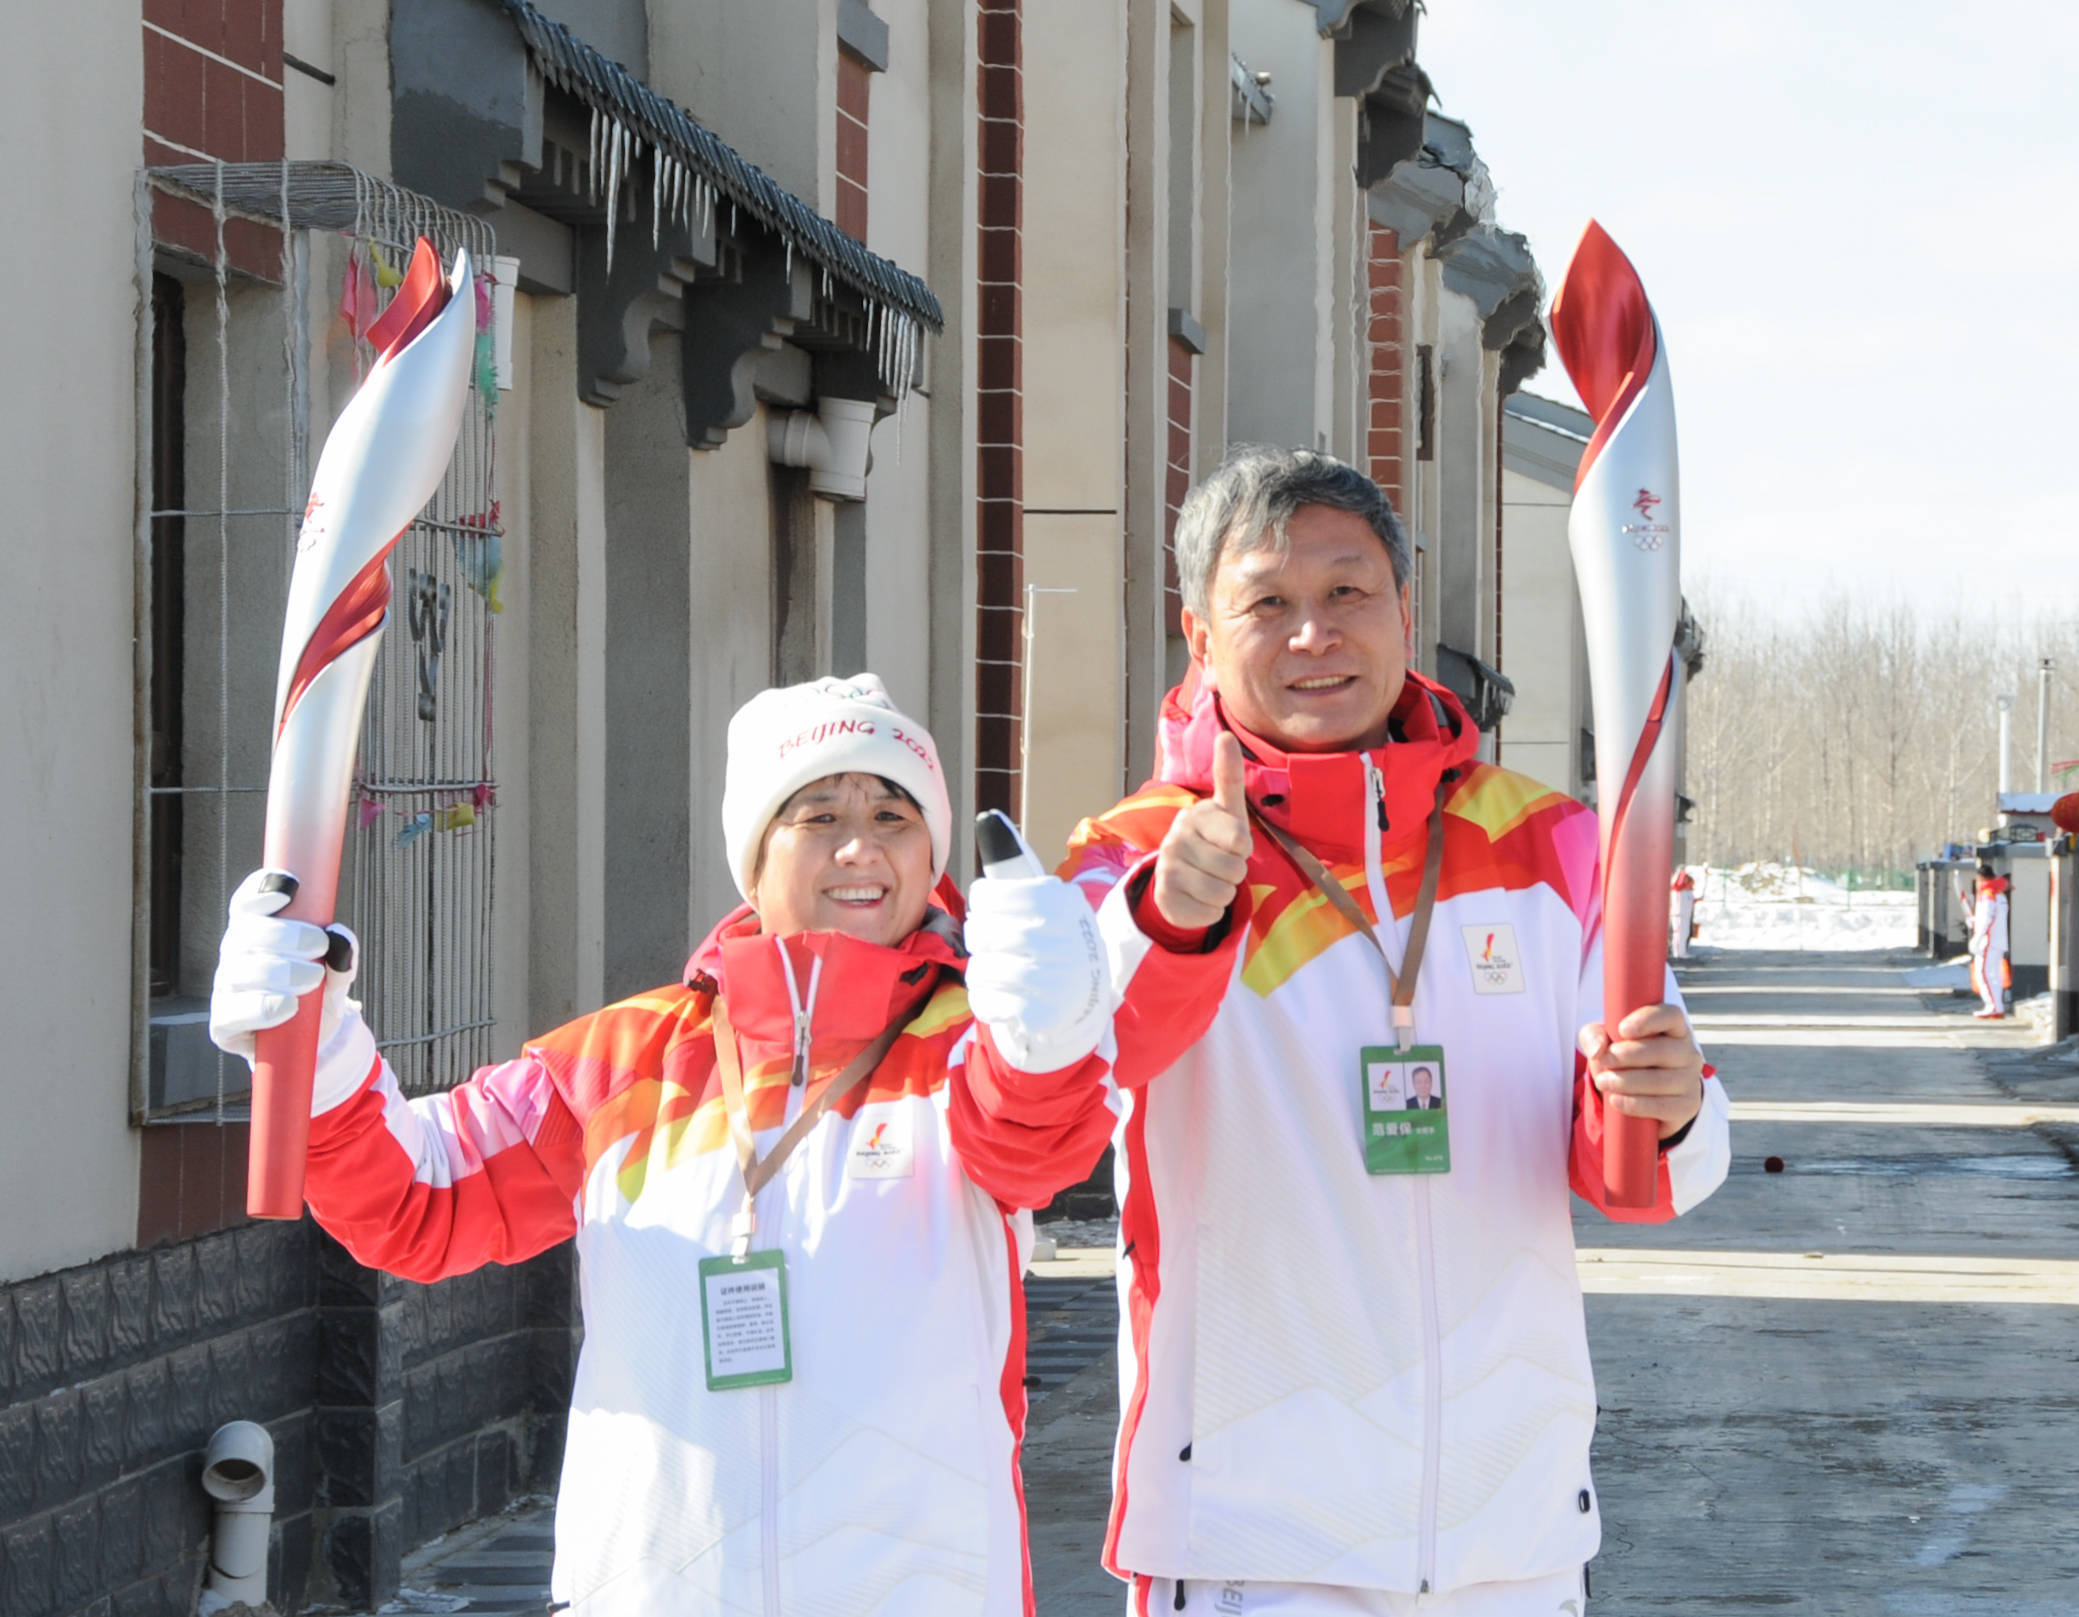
[{"xmin": 208, "ymin": 676, "xmax": 1115, "ymax": 1616}]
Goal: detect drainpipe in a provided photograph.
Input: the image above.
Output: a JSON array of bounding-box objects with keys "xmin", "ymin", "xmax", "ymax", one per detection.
[
  {"xmin": 767, "ymin": 396, "xmax": 877, "ymax": 501},
  {"xmin": 197, "ymin": 1420, "xmax": 275, "ymax": 1614}
]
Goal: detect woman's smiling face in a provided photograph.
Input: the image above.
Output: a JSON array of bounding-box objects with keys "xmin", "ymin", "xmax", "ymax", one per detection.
[{"xmin": 749, "ymin": 772, "xmax": 935, "ymax": 946}]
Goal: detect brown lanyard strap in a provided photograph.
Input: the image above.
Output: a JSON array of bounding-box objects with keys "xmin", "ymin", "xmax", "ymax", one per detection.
[
  {"xmin": 710, "ymin": 997, "xmax": 909, "ymax": 1205},
  {"xmin": 1252, "ymin": 778, "xmax": 1449, "ymax": 1048}
]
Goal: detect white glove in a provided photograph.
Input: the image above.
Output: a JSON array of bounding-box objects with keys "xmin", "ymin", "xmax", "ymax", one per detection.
[
  {"xmin": 963, "ymin": 874, "xmax": 1112, "ymax": 1074},
  {"xmin": 209, "ymin": 869, "xmax": 362, "ymax": 1063}
]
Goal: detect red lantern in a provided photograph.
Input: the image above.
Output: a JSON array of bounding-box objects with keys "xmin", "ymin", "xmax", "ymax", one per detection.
[{"xmin": 2051, "ymin": 793, "xmax": 2079, "ymax": 836}]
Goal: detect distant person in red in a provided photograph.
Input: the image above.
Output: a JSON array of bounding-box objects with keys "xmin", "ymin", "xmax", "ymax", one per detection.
[
  {"xmin": 1968, "ymin": 861, "xmax": 2011, "ymax": 1018},
  {"xmin": 1669, "ymin": 867, "xmax": 1697, "ymax": 960}
]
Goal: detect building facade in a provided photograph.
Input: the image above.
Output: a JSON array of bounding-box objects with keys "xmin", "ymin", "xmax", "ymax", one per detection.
[{"xmin": 0, "ymin": 2, "xmax": 1577, "ymax": 1611}]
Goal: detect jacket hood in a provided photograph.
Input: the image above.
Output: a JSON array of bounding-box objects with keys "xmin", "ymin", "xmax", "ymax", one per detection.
[
  {"xmin": 681, "ymin": 876, "xmax": 967, "ymax": 1047},
  {"xmin": 1154, "ymin": 664, "xmax": 1481, "ymax": 861}
]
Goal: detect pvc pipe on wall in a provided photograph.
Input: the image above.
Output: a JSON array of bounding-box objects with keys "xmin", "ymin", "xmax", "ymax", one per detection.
[
  {"xmin": 767, "ymin": 397, "xmax": 876, "ymax": 501},
  {"xmin": 197, "ymin": 1420, "xmax": 275, "ymax": 1615}
]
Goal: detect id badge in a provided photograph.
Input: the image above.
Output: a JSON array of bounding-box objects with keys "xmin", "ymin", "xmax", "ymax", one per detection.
[
  {"xmin": 698, "ymin": 1249, "xmax": 793, "ymax": 1390},
  {"xmin": 1359, "ymin": 1045, "xmax": 1451, "ymax": 1174}
]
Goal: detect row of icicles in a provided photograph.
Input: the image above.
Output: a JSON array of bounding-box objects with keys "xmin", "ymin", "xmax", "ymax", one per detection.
[{"xmin": 586, "ymin": 106, "xmax": 920, "ymax": 408}]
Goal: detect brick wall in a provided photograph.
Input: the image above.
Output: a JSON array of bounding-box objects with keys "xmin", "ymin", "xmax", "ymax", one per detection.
[
  {"xmin": 1366, "ymin": 225, "xmax": 1421, "ymax": 654},
  {"xmin": 837, "ymin": 47, "xmax": 871, "ymax": 241},
  {"xmin": 0, "ymin": 1222, "xmax": 318, "ymax": 1617},
  {"xmin": 0, "ymin": 1222, "xmax": 578, "ymax": 1616},
  {"xmin": 975, "ymin": 0, "xmax": 1025, "ymax": 818},
  {"xmin": 1365, "ymin": 225, "xmax": 1406, "ymax": 511},
  {"xmin": 143, "ymin": 0, "xmax": 285, "ymax": 276}
]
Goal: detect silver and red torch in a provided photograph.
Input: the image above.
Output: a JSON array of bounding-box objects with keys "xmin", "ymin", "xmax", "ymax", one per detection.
[
  {"xmin": 1550, "ymin": 220, "xmax": 1681, "ymax": 1210},
  {"xmin": 248, "ymin": 239, "xmax": 476, "ymax": 1218}
]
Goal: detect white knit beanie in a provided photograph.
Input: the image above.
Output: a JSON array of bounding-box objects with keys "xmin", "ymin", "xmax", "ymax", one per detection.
[{"xmin": 722, "ymin": 674, "xmax": 953, "ymax": 903}]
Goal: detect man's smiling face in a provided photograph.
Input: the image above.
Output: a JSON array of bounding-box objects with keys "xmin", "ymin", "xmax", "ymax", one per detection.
[{"xmin": 1183, "ymin": 503, "xmax": 1411, "ymax": 754}]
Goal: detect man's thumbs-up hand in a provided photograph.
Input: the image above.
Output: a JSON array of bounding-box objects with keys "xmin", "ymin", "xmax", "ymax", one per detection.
[{"xmin": 1151, "ymin": 731, "xmax": 1255, "ymax": 932}]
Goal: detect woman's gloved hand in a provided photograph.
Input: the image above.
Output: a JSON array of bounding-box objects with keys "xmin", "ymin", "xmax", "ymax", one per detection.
[
  {"xmin": 208, "ymin": 869, "xmax": 362, "ymax": 1064},
  {"xmin": 963, "ymin": 874, "xmax": 1112, "ymax": 1075}
]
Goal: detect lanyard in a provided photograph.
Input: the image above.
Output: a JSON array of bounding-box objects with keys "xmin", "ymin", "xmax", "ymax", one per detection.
[
  {"xmin": 710, "ymin": 995, "xmax": 909, "ymax": 1255},
  {"xmin": 1252, "ymin": 776, "xmax": 1449, "ymax": 1051}
]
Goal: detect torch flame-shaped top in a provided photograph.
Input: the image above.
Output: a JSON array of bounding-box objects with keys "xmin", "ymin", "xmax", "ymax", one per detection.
[
  {"xmin": 1549, "ymin": 220, "xmax": 1658, "ymax": 493},
  {"xmin": 273, "ymin": 239, "xmax": 474, "ymax": 740}
]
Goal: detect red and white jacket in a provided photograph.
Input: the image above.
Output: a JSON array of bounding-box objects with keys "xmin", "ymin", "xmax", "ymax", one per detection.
[
  {"xmin": 302, "ymin": 896, "xmax": 1115, "ymax": 1616},
  {"xmin": 1045, "ymin": 673, "xmax": 1731, "ymax": 1597}
]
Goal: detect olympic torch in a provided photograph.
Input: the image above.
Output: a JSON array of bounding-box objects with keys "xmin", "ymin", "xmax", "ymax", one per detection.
[
  {"xmin": 247, "ymin": 239, "xmax": 476, "ymax": 1218},
  {"xmin": 1550, "ymin": 221, "xmax": 1680, "ymax": 1210}
]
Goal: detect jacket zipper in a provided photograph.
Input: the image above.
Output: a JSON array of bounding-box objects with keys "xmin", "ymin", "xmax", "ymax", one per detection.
[
  {"xmin": 1364, "ymin": 760, "xmax": 1443, "ymax": 1593},
  {"xmin": 757, "ymin": 942, "xmax": 821, "ymax": 1615}
]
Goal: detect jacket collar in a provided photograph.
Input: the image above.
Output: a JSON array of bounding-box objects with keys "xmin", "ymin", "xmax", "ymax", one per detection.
[
  {"xmin": 1154, "ymin": 666, "xmax": 1480, "ymax": 862},
  {"xmin": 681, "ymin": 885, "xmax": 965, "ymax": 1047}
]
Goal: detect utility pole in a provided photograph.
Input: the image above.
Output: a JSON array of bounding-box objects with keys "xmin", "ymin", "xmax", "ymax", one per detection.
[
  {"xmin": 1998, "ymin": 692, "xmax": 2016, "ymax": 798},
  {"xmin": 2037, "ymin": 658, "xmax": 2054, "ymax": 793}
]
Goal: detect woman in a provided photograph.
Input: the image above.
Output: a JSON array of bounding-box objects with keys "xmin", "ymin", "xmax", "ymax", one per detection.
[{"xmin": 209, "ymin": 676, "xmax": 1117, "ymax": 1615}]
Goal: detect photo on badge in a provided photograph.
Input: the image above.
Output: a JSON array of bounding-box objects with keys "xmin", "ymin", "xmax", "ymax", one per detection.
[{"xmin": 1404, "ymin": 1060, "xmax": 1444, "ymax": 1112}]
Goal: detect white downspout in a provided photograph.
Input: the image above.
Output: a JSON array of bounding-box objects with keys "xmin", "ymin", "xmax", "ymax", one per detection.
[
  {"xmin": 766, "ymin": 396, "xmax": 877, "ymax": 501},
  {"xmin": 198, "ymin": 1420, "xmax": 275, "ymax": 1614}
]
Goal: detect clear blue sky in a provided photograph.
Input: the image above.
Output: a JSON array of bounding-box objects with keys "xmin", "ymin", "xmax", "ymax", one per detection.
[{"xmin": 1418, "ymin": 0, "xmax": 2079, "ymax": 614}]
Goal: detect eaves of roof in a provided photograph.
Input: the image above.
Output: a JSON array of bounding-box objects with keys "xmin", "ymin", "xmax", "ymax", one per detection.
[{"xmin": 498, "ymin": 0, "xmax": 942, "ymax": 332}]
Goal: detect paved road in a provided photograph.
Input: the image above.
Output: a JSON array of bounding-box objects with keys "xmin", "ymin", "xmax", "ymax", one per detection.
[
  {"xmin": 382, "ymin": 947, "xmax": 2079, "ymax": 1613},
  {"xmin": 1023, "ymin": 948, "xmax": 2079, "ymax": 1614}
]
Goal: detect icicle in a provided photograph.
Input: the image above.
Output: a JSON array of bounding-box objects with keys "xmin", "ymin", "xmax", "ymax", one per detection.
[
  {"xmin": 588, "ymin": 107, "xmax": 601, "ymax": 201},
  {"xmin": 651, "ymin": 146, "xmax": 663, "ymax": 249},
  {"xmin": 785, "ymin": 237, "xmax": 793, "ymax": 283},
  {"xmin": 605, "ymin": 118, "xmax": 626, "ymax": 272}
]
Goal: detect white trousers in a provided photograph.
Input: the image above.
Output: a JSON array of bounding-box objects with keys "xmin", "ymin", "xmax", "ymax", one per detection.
[
  {"xmin": 1129, "ymin": 1567, "xmax": 1587, "ymax": 1616},
  {"xmin": 1670, "ymin": 891, "xmax": 1695, "ymax": 958}
]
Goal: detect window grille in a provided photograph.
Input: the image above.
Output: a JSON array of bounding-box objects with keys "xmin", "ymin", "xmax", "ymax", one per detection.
[{"xmin": 135, "ymin": 162, "xmax": 500, "ymax": 1117}]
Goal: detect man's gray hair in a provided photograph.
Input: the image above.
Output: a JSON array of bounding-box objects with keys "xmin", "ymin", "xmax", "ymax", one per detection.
[{"xmin": 1173, "ymin": 445, "xmax": 1412, "ymax": 616}]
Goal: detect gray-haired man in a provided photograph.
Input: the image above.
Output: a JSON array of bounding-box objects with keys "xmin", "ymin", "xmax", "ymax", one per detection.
[{"xmin": 984, "ymin": 446, "xmax": 1730, "ymax": 1613}]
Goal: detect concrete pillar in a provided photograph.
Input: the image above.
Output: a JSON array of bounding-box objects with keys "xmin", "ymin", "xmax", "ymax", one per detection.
[
  {"xmin": 1226, "ymin": 0, "xmax": 1335, "ymax": 449},
  {"xmin": 686, "ymin": 412, "xmax": 780, "ymax": 937},
  {"xmin": 601, "ymin": 334, "xmax": 694, "ymax": 1001},
  {"xmin": 523, "ymin": 295, "xmax": 607, "ymax": 1028},
  {"xmin": 1022, "ymin": 0, "xmax": 1127, "ymax": 853}
]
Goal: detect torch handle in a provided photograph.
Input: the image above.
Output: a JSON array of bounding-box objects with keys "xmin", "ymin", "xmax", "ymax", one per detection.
[
  {"xmin": 248, "ymin": 994, "xmax": 322, "ymax": 1218},
  {"xmin": 1599, "ymin": 743, "xmax": 1677, "ymax": 1209}
]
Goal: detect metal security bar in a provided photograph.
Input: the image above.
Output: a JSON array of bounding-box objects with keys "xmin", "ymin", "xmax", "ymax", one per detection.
[{"xmin": 135, "ymin": 162, "xmax": 499, "ymax": 1115}]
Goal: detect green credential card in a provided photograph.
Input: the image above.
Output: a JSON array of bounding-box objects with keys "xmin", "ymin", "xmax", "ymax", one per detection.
[
  {"xmin": 1359, "ymin": 1044, "xmax": 1451, "ymax": 1175},
  {"xmin": 698, "ymin": 1249, "xmax": 794, "ymax": 1390}
]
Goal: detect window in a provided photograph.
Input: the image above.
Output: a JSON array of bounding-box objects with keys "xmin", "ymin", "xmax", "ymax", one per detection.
[{"xmin": 136, "ymin": 164, "xmax": 501, "ymax": 1114}]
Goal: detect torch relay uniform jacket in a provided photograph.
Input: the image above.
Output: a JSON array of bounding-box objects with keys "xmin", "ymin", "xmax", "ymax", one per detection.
[
  {"xmin": 300, "ymin": 898, "xmax": 1117, "ymax": 1617},
  {"xmin": 1048, "ymin": 673, "xmax": 1732, "ymax": 1598}
]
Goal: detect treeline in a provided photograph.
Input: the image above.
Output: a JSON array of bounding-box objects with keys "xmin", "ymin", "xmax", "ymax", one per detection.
[{"xmin": 1684, "ymin": 594, "xmax": 2079, "ymax": 877}]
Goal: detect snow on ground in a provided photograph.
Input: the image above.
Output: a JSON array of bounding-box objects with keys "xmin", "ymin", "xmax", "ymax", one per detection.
[{"xmin": 1686, "ymin": 862, "xmax": 1918, "ymax": 953}]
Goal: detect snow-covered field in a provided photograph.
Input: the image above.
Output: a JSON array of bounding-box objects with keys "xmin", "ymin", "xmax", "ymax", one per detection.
[{"xmin": 1684, "ymin": 862, "xmax": 1917, "ymax": 953}]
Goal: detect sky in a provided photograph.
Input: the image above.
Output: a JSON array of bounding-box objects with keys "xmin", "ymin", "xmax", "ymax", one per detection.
[{"xmin": 1416, "ymin": 1, "xmax": 2079, "ymax": 617}]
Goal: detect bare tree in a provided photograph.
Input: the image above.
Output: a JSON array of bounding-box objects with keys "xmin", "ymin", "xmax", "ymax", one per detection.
[{"xmin": 1685, "ymin": 591, "xmax": 2078, "ymax": 876}]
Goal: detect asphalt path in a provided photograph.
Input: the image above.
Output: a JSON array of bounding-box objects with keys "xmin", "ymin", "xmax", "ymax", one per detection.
[
  {"xmin": 1022, "ymin": 947, "xmax": 2079, "ymax": 1614},
  {"xmin": 373, "ymin": 947, "xmax": 2079, "ymax": 1613}
]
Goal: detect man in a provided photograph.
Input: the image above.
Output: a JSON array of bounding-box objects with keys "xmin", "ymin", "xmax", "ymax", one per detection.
[
  {"xmin": 1968, "ymin": 860, "xmax": 2010, "ymax": 1019},
  {"xmin": 969, "ymin": 447, "xmax": 1731, "ymax": 1615},
  {"xmin": 1404, "ymin": 1062, "xmax": 1442, "ymax": 1110}
]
